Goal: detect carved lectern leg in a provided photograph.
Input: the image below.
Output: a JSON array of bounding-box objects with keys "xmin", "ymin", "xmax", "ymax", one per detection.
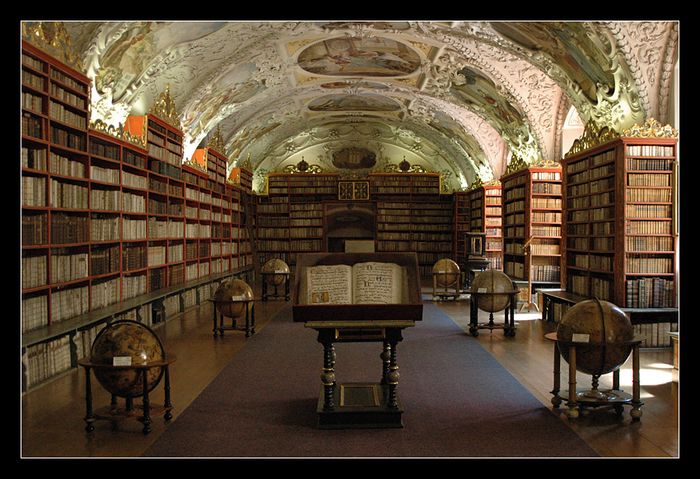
[
  {"xmin": 551, "ymin": 343, "xmax": 562, "ymax": 408},
  {"xmin": 387, "ymin": 339, "xmax": 400, "ymax": 409},
  {"xmin": 250, "ymin": 303, "xmax": 256, "ymax": 335},
  {"xmin": 164, "ymin": 365, "xmax": 173, "ymax": 421},
  {"xmin": 565, "ymin": 346, "xmax": 579, "ymax": 419},
  {"xmin": 212, "ymin": 307, "xmax": 218, "ymax": 337},
  {"xmin": 262, "ymin": 281, "xmax": 268, "ymax": 302},
  {"xmin": 141, "ymin": 370, "xmax": 152, "ymax": 434},
  {"xmin": 84, "ymin": 367, "xmax": 95, "ymax": 433},
  {"xmin": 631, "ymin": 344, "xmax": 643, "ymax": 421},
  {"xmin": 321, "ymin": 339, "xmax": 335, "ymax": 411},
  {"xmin": 380, "ymin": 341, "xmax": 391, "ymax": 385},
  {"xmin": 285, "ymin": 279, "xmax": 290, "ymax": 301},
  {"xmin": 469, "ymin": 300, "xmax": 479, "ymax": 337}
]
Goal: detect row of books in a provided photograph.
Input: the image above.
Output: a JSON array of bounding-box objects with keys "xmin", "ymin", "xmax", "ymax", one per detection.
[
  {"xmin": 22, "ymin": 53, "xmax": 45, "ymax": 72},
  {"xmin": 123, "ymin": 192, "xmax": 146, "ymax": 213},
  {"xmin": 90, "ymin": 164, "xmax": 120, "ymax": 184},
  {"xmin": 625, "ymin": 204, "xmax": 672, "ymax": 219},
  {"xmin": 626, "ymin": 277, "xmax": 676, "ymax": 308},
  {"xmin": 290, "ymin": 239, "xmax": 323, "ymax": 251},
  {"xmin": 147, "ymin": 246, "xmax": 167, "ymax": 266},
  {"xmin": 50, "ymin": 252, "xmax": 88, "ymax": 283},
  {"xmin": 504, "ymin": 187, "xmax": 525, "ymax": 201},
  {"xmin": 23, "ymin": 213, "xmax": 47, "ymax": 245},
  {"xmin": 505, "ymin": 201, "xmax": 524, "ymax": 213},
  {"xmin": 626, "ymin": 220, "xmax": 671, "ymax": 235},
  {"xmin": 51, "ymin": 125, "xmax": 87, "ymax": 151},
  {"xmin": 91, "ymin": 216, "xmax": 120, "ymax": 241},
  {"xmin": 22, "ymin": 112, "xmax": 43, "ymax": 138},
  {"xmin": 22, "ymin": 70, "xmax": 45, "ymax": 91},
  {"xmin": 90, "ymin": 140, "xmax": 119, "ymax": 161},
  {"xmin": 22, "ymin": 176, "xmax": 46, "ymax": 207},
  {"xmin": 185, "ymin": 188, "xmax": 213, "ymax": 205},
  {"xmin": 530, "ymin": 243, "xmax": 560, "ymax": 255},
  {"xmin": 51, "ymin": 83, "xmax": 86, "ymax": 110},
  {"xmin": 123, "ymin": 245, "xmax": 147, "ymax": 270},
  {"xmin": 627, "ymin": 173, "xmax": 671, "ymax": 187},
  {"xmin": 123, "ymin": 274, "xmax": 147, "ymax": 299},
  {"xmin": 633, "ymin": 322, "xmax": 677, "ymax": 348},
  {"xmin": 74, "ymin": 322, "xmax": 108, "ymax": 361},
  {"xmin": 592, "ymin": 237, "xmax": 614, "ymax": 250},
  {"xmin": 626, "ymin": 236, "xmax": 674, "ymax": 252},
  {"xmin": 22, "ymin": 147, "xmax": 48, "ymax": 171},
  {"xmin": 51, "ymin": 68, "xmax": 87, "ymax": 93},
  {"xmin": 485, "ymin": 207, "xmax": 501, "ymax": 216},
  {"xmin": 22, "ymin": 91, "xmax": 43, "ymax": 113},
  {"xmin": 52, "ymin": 213, "xmax": 89, "ymax": 244},
  {"xmin": 531, "ymin": 171, "xmax": 561, "ymax": 181},
  {"xmin": 51, "ymin": 284, "xmax": 89, "ymax": 323},
  {"xmin": 486, "ymin": 240, "xmax": 502, "ymax": 251},
  {"xmin": 626, "ymin": 157, "xmax": 674, "ymax": 171},
  {"xmin": 626, "ymin": 188, "xmax": 671, "ymax": 203},
  {"xmin": 531, "ymin": 264, "xmax": 560, "ymax": 282},
  {"xmin": 626, "ymin": 145, "xmax": 674, "ymax": 157},
  {"xmin": 24, "ymin": 335, "xmax": 72, "ymax": 389},
  {"xmin": 505, "ymin": 262, "xmax": 524, "ymax": 279},
  {"xmin": 22, "ymin": 254, "xmax": 47, "ymax": 289},
  {"xmin": 626, "ymin": 255, "xmax": 674, "ymax": 274},
  {"xmin": 532, "ymin": 197, "xmax": 562, "ymax": 209},
  {"xmin": 49, "ymin": 101, "xmax": 87, "ymax": 130},
  {"xmin": 51, "ymin": 179, "xmax": 87, "ymax": 209},
  {"xmin": 290, "ymin": 228, "xmax": 324, "ymax": 238},
  {"xmin": 91, "ymin": 188, "xmax": 120, "ymax": 211},
  {"xmin": 90, "ymin": 277, "xmax": 120, "ymax": 310},
  {"xmin": 531, "ymin": 183, "xmax": 562, "ymax": 194}
]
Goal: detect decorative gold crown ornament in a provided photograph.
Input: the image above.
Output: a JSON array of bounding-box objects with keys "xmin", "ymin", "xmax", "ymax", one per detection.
[
  {"xmin": 208, "ymin": 126, "xmax": 226, "ymax": 153},
  {"xmin": 149, "ymin": 84, "xmax": 181, "ymax": 129},
  {"xmin": 565, "ymin": 120, "xmax": 619, "ymax": 158},
  {"xmin": 622, "ymin": 118, "xmax": 678, "ymax": 139},
  {"xmin": 504, "ymin": 155, "xmax": 528, "ymax": 175},
  {"xmin": 22, "ymin": 21, "xmax": 83, "ymax": 72}
]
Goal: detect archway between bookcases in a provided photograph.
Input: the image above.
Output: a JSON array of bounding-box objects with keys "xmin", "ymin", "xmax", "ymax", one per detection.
[{"xmin": 323, "ymin": 202, "xmax": 376, "ymax": 253}]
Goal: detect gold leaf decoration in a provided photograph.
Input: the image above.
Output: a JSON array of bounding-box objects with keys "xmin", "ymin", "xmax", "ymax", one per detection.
[
  {"xmin": 22, "ymin": 21, "xmax": 83, "ymax": 72},
  {"xmin": 89, "ymin": 119, "xmax": 147, "ymax": 149},
  {"xmin": 208, "ymin": 126, "xmax": 226, "ymax": 153},
  {"xmin": 149, "ymin": 84, "xmax": 181, "ymax": 129},
  {"xmin": 283, "ymin": 157, "xmax": 323, "ymax": 174},
  {"xmin": 531, "ymin": 158, "xmax": 561, "ymax": 169},
  {"xmin": 467, "ymin": 176, "xmax": 484, "ymax": 191},
  {"xmin": 484, "ymin": 178, "xmax": 501, "ymax": 187},
  {"xmin": 565, "ymin": 120, "xmax": 620, "ymax": 158},
  {"xmin": 622, "ymin": 117, "xmax": 678, "ymax": 139},
  {"xmin": 504, "ymin": 155, "xmax": 528, "ymax": 175},
  {"xmin": 239, "ymin": 153, "xmax": 252, "ymax": 171}
]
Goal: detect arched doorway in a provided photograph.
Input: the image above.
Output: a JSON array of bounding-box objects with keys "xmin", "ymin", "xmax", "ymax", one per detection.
[{"xmin": 324, "ymin": 202, "xmax": 376, "ymax": 253}]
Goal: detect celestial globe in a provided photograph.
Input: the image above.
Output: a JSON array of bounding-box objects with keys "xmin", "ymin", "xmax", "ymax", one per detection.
[
  {"xmin": 432, "ymin": 258, "xmax": 460, "ymax": 288},
  {"xmin": 90, "ymin": 320, "xmax": 165, "ymax": 398},
  {"xmin": 262, "ymin": 258, "xmax": 290, "ymax": 286},
  {"xmin": 213, "ymin": 278, "xmax": 254, "ymax": 319},
  {"xmin": 557, "ymin": 299, "xmax": 634, "ymax": 376},
  {"xmin": 470, "ymin": 269, "xmax": 515, "ymax": 312}
]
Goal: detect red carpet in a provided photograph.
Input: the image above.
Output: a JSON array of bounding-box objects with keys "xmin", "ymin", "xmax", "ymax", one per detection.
[{"xmin": 144, "ymin": 303, "xmax": 597, "ymax": 457}]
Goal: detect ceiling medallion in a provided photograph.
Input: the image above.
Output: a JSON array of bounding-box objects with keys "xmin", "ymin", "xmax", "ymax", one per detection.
[
  {"xmin": 22, "ymin": 21, "xmax": 83, "ymax": 72},
  {"xmin": 622, "ymin": 118, "xmax": 678, "ymax": 139},
  {"xmin": 564, "ymin": 120, "xmax": 620, "ymax": 158},
  {"xmin": 149, "ymin": 84, "xmax": 181, "ymax": 130}
]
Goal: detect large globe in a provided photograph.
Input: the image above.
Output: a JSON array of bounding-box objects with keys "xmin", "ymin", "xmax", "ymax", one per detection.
[
  {"xmin": 557, "ymin": 299, "xmax": 634, "ymax": 376},
  {"xmin": 262, "ymin": 258, "xmax": 290, "ymax": 286},
  {"xmin": 90, "ymin": 320, "xmax": 165, "ymax": 398},
  {"xmin": 470, "ymin": 269, "xmax": 515, "ymax": 312},
  {"xmin": 432, "ymin": 258, "xmax": 460, "ymax": 288},
  {"xmin": 213, "ymin": 278, "xmax": 254, "ymax": 319}
]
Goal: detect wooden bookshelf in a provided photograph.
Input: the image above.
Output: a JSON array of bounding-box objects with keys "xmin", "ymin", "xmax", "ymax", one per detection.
[
  {"xmin": 561, "ymin": 131, "xmax": 677, "ymax": 312},
  {"xmin": 453, "ymin": 191, "xmax": 470, "ymax": 266},
  {"xmin": 461, "ymin": 183, "xmax": 502, "ymax": 270},
  {"xmin": 501, "ymin": 164, "xmax": 562, "ymax": 288}
]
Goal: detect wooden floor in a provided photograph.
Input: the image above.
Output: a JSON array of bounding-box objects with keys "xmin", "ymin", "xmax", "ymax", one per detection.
[{"xmin": 20, "ymin": 287, "xmax": 679, "ymax": 458}]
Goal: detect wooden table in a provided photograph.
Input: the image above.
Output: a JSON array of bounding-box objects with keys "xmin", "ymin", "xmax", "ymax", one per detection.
[
  {"xmin": 77, "ymin": 356, "xmax": 175, "ymax": 434},
  {"xmin": 208, "ymin": 299, "xmax": 256, "ymax": 338},
  {"xmin": 303, "ymin": 320, "xmax": 416, "ymax": 429},
  {"xmin": 544, "ymin": 332, "xmax": 643, "ymax": 421},
  {"xmin": 467, "ymin": 289, "xmax": 520, "ymax": 337}
]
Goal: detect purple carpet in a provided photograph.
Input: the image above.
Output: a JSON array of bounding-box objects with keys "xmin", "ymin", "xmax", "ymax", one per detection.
[{"xmin": 144, "ymin": 303, "xmax": 597, "ymax": 457}]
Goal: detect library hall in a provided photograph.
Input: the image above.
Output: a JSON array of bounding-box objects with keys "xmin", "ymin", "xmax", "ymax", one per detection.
[{"xmin": 19, "ymin": 20, "xmax": 682, "ymax": 460}]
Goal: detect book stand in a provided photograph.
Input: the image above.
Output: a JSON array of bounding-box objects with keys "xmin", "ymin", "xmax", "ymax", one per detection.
[
  {"xmin": 77, "ymin": 357, "xmax": 175, "ymax": 434},
  {"xmin": 293, "ymin": 252, "xmax": 423, "ymax": 428}
]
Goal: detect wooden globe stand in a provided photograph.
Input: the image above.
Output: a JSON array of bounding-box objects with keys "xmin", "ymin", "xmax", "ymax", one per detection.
[
  {"xmin": 77, "ymin": 357, "xmax": 176, "ymax": 434},
  {"xmin": 432, "ymin": 271, "xmax": 461, "ymax": 301},
  {"xmin": 468, "ymin": 289, "xmax": 520, "ymax": 337},
  {"xmin": 210, "ymin": 298, "xmax": 256, "ymax": 338},
  {"xmin": 261, "ymin": 272, "xmax": 290, "ymax": 301},
  {"xmin": 544, "ymin": 332, "xmax": 643, "ymax": 421}
]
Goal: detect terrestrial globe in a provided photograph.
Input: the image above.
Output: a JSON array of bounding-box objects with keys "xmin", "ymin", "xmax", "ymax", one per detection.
[
  {"xmin": 557, "ymin": 299, "xmax": 634, "ymax": 376},
  {"xmin": 90, "ymin": 320, "xmax": 165, "ymax": 398},
  {"xmin": 432, "ymin": 258, "xmax": 461, "ymax": 288},
  {"xmin": 262, "ymin": 258, "xmax": 290, "ymax": 286},
  {"xmin": 470, "ymin": 269, "xmax": 515, "ymax": 312},
  {"xmin": 213, "ymin": 278, "xmax": 254, "ymax": 319}
]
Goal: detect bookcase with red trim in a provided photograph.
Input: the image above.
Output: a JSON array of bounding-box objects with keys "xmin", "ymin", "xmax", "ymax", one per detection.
[
  {"xmin": 561, "ymin": 135, "xmax": 678, "ymax": 311},
  {"xmin": 462, "ymin": 183, "xmax": 502, "ymax": 270}
]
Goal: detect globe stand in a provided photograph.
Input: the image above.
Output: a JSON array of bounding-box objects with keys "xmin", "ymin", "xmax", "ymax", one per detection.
[
  {"xmin": 468, "ymin": 290, "xmax": 519, "ymax": 337},
  {"xmin": 210, "ymin": 299, "xmax": 256, "ymax": 338},
  {"xmin": 77, "ymin": 357, "xmax": 175, "ymax": 435},
  {"xmin": 432, "ymin": 271, "xmax": 460, "ymax": 301},
  {"xmin": 544, "ymin": 332, "xmax": 643, "ymax": 421},
  {"xmin": 261, "ymin": 272, "xmax": 290, "ymax": 301}
]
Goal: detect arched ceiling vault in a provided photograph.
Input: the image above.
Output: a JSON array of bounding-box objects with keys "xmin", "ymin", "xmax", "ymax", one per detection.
[{"xmin": 32, "ymin": 20, "xmax": 677, "ymax": 192}]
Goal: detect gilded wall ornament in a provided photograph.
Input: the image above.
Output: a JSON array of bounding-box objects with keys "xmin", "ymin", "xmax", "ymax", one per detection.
[
  {"xmin": 22, "ymin": 21, "xmax": 84, "ymax": 72},
  {"xmin": 149, "ymin": 84, "xmax": 181, "ymax": 129},
  {"xmin": 504, "ymin": 155, "xmax": 528, "ymax": 175},
  {"xmin": 622, "ymin": 117, "xmax": 678, "ymax": 138},
  {"xmin": 208, "ymin": 126, "xmax": 226, "ymax": 153},
  {"xmin": 283, "ymin": 157, "xmax": 323, "ymax": 174},
  {"xmin": 565, "ymin": 120, "xmax": 620, "ymax": 158},
  {"xmin": 88, "ymin": 119, "xmax": 147, "ymax": 149}
]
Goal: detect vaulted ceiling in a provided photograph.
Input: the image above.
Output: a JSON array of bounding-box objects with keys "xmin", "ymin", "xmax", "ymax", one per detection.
[{"xmin": 24, "ymin": 21, "xmax": 678, "ymax": 192}]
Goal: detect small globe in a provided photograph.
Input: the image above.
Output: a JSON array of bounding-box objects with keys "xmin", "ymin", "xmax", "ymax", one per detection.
[
  {"xmin": 557, "ymin": 299, "xmax": 634, "ymax": 376},
  {"xmin": 262, "ymin": 258, "xmax": 290, "ymax": 286},
  {"xmin": 213, "ymin": 278, "xmax": 254, "ymax": 319},
  {"xmin": 470, "ymin": 269, "xmax": 515, "ymax": 312},
  {"xmin": 90, "ymin": 320, "xmax": 165, "ymax": 398},
  {"xmin": 433, "ymin": 258, "xmax": 460, "ymax": 288}
]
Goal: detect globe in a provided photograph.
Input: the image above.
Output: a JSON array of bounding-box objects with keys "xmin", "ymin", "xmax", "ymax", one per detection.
[
  {"xmin": 432, "ymin": 258, "xmax": 460, "ymax": 288},
  {"xmin": 470, "ymin": 269, "xmax": 515, "ymax": 312},
  {"xmin": 90, "ymin": 320, "xmax": 165, "ymax": 398},
  {"xmin": 262, "ymin": 258, "xmax": 290, "ymax": 286},
  {"xmin": 213, "ymin": 278, "xmax": 254, "ymax": 319},
  {"xmin": 557, "ymin": 299, "xmax": 634, "ymax": 376}
]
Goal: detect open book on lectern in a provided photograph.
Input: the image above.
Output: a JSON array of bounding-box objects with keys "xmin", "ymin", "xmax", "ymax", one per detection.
[{"xmin": 305, "ymin": 261, "xmax": 408, "ymax": 305}]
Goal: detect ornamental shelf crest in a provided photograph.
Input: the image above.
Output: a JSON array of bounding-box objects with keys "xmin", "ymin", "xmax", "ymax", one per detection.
[
  {"xmin": 22, "ymin": 21, "xmax": 83, "ymax": 72},
  {"xmin": 149, "ymin": 84, "xmax": 181, "ymax": 130},
  {"xmin": 565, "ymin": 120, "xmax": 619, "ymax": 158},
  {"xmin": 622, "ymin": 118, "xmax": 678, "ymax": 139},
  {"xmin": 208, "ymin": 126, "xmax": 226, "ymax": 154},
  {"xmin": 89, "ymin": 119, "xmax": 147, "ymax": 149},
  {"xmin": 504, "ymin": 155, "xmax": 528, "ymax": 175}
]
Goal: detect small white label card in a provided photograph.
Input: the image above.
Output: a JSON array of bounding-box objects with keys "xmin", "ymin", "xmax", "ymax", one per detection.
[
  {"xmin": 438, "ymin": 271, "xmax": 446, "ymax": 274},
  {"xmin": 113, "ymin": 356, "xmax": 132, "ymax": 366},
  {"xmin": 274, "ymin": 270, "xmax": 286, "ymax": 274},
  {"xmin": 477, "ymin": 288, "xmax": 487, "ymax": 293},
  {"xmin": 572, "ymin": 333, "xmax": 590, "ymax": 343},
  {"xmin": 230, "ymin": 295, "xmax": 246, "ymax": 301}
]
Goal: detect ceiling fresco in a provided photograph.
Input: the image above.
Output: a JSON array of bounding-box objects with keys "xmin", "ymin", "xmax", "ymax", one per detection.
[{"xmin": 28, "ymin": 20, "xmax": 678, "ymax": 193}]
